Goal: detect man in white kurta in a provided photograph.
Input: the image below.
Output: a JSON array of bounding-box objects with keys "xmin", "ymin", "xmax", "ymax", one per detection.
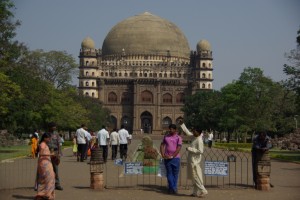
[{"xmin": 180, "ymin": 122, "xmax": 208, "ymax": 197}]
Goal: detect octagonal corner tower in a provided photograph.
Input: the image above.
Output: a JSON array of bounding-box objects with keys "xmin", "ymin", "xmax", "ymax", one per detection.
[{"xmin": 102, "ymin": 12, "xmax": 190, "ymax": 59}]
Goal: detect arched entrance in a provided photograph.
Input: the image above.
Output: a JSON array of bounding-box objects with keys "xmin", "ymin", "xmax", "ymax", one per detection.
[{"xmin": 140, "ymin": 111, "xmax": 153, "ymax": 134}]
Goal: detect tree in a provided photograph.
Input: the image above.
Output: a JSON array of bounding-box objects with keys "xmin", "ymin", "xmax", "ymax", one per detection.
[
  {"xmin": 182, "ymin": 90, "xmax": 221, "ymax": 131},
  {"xmin": 0, "ymin": 72, "xmax": 22, "ymax": 121},
  {"xmin": 283, "ymin": 28, "xmax": 300, "ymax": 113},
  {"xmin": 20, "ymin": 49, "xmax": 77, "ymax": 89},
  {"xmin": 0, "ymin": 0, "xmax": 27, "ymax": 71}
]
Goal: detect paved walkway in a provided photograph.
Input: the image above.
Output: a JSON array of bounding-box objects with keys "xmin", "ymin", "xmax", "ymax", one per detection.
[{"xmin": 0, "ymin": 138, "xmax": 300, "ymax": 200}]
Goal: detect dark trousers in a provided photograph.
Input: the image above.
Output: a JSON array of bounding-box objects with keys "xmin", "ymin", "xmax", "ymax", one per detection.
[
  {"xmin": 208, "ymin": 140, "xmax": 213, "ymax": 148},
  {"xmin": 77, "ymin": 143, "xmax": 86, "ymax": 162},
  {"xmin": 119, "ymin": 144, "xmax": 128, "ymax": 159},
  {"xmin": 111, "ymin": 145, "xmax": 118, "ymax": 160},
  {"xmin": 51, "ymin": 156, "xmax": 60, "ymax": 187},
  {"xmin": 84, "ymin": 141, "xmax": 90, "ymax": 159},
  {"xmin": 252, "ymin": 150, "xmax": 257, "ymax": 186},
  {"xmin": 100, "ymin": 145, "xmax": 108, "ymax": 162}
]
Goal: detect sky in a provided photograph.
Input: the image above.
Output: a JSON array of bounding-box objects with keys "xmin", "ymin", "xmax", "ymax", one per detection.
[{"xmin": 12, "ymin": 0, "xmax": 300, "ymax": 90}]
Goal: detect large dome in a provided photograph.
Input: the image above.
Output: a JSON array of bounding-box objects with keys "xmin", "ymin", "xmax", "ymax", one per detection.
[{"xmin": 102, "ymin": 12, "xmax": 190, "ymax": 58}]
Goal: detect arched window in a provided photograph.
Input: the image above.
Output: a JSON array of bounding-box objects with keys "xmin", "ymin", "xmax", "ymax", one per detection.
[
  {"xmin": 92, "ymin": 92, "xmax": 95, "ymax": 97},
  {"xmin": 141, "ymin": 90, "xmax": 153, "ymax": 103},
  {"xmin": 163, "ymin": 93, "xmax": 172, "ymax": 103},
  {"xmin": 92, "ymin": 82, "xmax": 95, "ymax": 87},
  {"xmin": 119, "ymin": 72, "xmax": 122, "ymax": 77},
  {"xmin": 159, "ymin": 73, "xmax": 162, "ymax": 77},
  {"xmin": 85, "ymin": 82, "xmax": 89, "ymax": 86},
  {"xmin": 202, "ymin": 63, "xmax": 206, "ymax": 67},
  {"xmin": 209, "ymin": 63, "xmax": 211, "ymax": 68},
  {"xmin": 162, "ymin": 117, "xmax": 172, "ymax": 128},
  {"xmin": 202, "ymin": 83, "xmax": 206, "ymax": 89},
  {"xmin": 86, "ymin": 61, "xmax": 89, "ymax": 66},
  {"xmin": 86, "ymin": 71, "xmax": 89, "ymax": 76},
  {"xmin": 85, "ymin": 92, "xmax": 89, "ymax": 96},
  {"xmin": 208, "ymin": 73, "xmax": 211, "ymax": 79},
  {"xmin": 202, "ymin": 73, "xmax": 206, "ymax": 78},
  {"xmin": 164, "ymin": 73, "xmax": 167, "ymax": 77},
  {"xmin": 108, "ymin": 92, "xmax": 117, "ymax": 102},
  {"xmin": 101, "ymin": 72, "xmax": 104, "ymax": 76},
  {"xmin": 176, "ymin": 93, "xmax": 185, "ymax": 103},
  {"xmin": 208, "ymin": 84, "xmax": 211, "ymax": 89},
  {"xmin": 92, "ymin": 72, "xmax": 95, "ymax": 76}
]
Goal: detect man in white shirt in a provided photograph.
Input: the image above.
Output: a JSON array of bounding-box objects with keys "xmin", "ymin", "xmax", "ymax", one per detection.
[
  {"xmin": 75, "ymin": 124, "xmax": 88, "ymax": 162},
  {"xmin": 118, "ymin": 125, "xmax": 131, "ymax": 160},
  {"xmin": 97, "ymin": 125, "xmax": 110, "ymax": 162},
  {"xmin": 109, "ymin": 128, "xmax": 120, "ymax": 160},
  {"xmin": 208, "ymin": 132, "xmax": 214, "ymax": 148}
]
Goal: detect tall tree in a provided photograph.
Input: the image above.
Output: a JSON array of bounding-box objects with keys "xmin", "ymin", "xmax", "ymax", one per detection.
[
  {"xmin": 0, "ymin": 0, "xmax": 27, "ymax": 71},
  {"xmin": 283, "ymin": 28, "xmax": 300, "ymax": 113},
  {"xmin": 20, "ymin": 49, "xmax": 77, "ymax": 89}
]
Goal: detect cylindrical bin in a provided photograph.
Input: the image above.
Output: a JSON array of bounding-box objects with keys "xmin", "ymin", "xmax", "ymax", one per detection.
[
  {"xmin": 256, "ymin": 151, "xmax": 271, "ymax": 191},
  {"xmin": 90, "ymin": 172, "xmax": 104, "ymax": 190}
]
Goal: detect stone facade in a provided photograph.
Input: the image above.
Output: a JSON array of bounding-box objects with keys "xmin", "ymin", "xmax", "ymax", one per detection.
[{"xmin": 78, "ymin": 12, "xmax": 214, "ymax": 134}]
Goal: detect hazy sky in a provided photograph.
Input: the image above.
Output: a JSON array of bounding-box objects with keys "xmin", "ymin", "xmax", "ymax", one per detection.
[{"xmin": 12, "ymin": 0, "xmax": 300, "ymax": 90}]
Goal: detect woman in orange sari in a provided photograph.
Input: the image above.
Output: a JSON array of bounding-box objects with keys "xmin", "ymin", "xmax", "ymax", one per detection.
[
  {"xmin": 31, "ymin": 134, "xmax": 38, "ymax": 158},
  {"xmin": 35, "ymin": 133, "xmax": 55, "ymax": 200}
]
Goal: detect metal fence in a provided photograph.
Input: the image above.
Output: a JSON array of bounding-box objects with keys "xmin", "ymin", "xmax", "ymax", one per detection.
[
  {"xmin": 104, "ymin": 139, "xmax": 253, "ymax": 189},
  {"xmin": 0, "ymin": 138, "xmax": 253, "ymax": 190}
]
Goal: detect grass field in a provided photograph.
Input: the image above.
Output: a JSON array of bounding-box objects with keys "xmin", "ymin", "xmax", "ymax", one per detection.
[
  {"xmin": 0, "ymin": 142, "xmax": 73, "ymax": 161},
  {"xmin": 0, "ymin": 145, "xmax": 31, "ymax": 161}
]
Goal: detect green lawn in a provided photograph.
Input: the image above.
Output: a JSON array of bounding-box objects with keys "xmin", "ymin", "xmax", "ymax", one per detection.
[
  {"xmin": 0, "ymin": 142, "xmax": 73, "ymax": 161},
  {"xmin": 214, "ymin": 142, "xmax": 300, "ymax": 163},
  {"xmin": 0, "ymin": 145, "xmax": 31, "ymax": 161}
]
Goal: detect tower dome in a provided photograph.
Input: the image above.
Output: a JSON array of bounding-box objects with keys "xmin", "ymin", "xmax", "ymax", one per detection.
[
  {"xmin": 102, "ymin": 12, "xmax": 190, "ymax": 58},
  {"xmin": 81, "ymin": 37, "xmax": 95, "ymax": 49},
  {"xmin": 197, "ymin": 40, "xmax": 211, "ymax": 52}
]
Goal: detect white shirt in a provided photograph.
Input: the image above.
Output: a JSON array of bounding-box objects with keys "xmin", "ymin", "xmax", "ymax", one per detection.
[
  {"xmin": 97, "ymin": 128, "xmax": 109, "ymax": 145},
  {"xmin": 86, "ymin": 131, "xmax": 92, "ymax": 141},
  {"xmin": 110, "ymin": 131, "xmax": 120, "ymax": 145},
  {"xmin": 34, "ymin": 132, "xmax": 39, "ymax": 139},
  {"xmin": 208, "ymin": 132, "xmax": 214, "ymax": 141},
  {"xmin": 118, "ymin": 128, "xmax": 130, "ymax": 144},
  {"xmin": 76, "ymin": 128, "xmax": 88, "ymax": 144}
]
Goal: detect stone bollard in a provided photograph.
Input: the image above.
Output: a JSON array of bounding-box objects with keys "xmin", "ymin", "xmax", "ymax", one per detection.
[
  {"xmin": 89, "ymin": 146, "xmax": 104, "ymax": 190},
  {"xmin": 256, "ymin": 151, "xmax": 271, "ymax": 191}
]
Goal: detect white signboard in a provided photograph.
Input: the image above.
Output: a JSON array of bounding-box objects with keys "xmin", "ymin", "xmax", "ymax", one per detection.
[
  {"xmin": 124, "ymin": 162, "xmax": 143, "ymax": 175},
  {"xmin": 204, "ymin": 161, "xmax": 228, "ymax": 176}
]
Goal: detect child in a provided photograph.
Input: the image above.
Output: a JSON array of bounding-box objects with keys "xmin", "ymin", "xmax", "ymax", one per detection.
[{"xmin": 72, "ymin": 135, "xmax": 78, "ymax": 157}]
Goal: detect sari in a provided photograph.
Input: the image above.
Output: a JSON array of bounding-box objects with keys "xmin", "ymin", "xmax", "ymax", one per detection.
[
  {"xmin": 31, "ymin": 137, "xmax": 38, "ymax": 158},
  {"xmin": 36, "ymin": 142, "xmax": 55, "ymax": 200}
]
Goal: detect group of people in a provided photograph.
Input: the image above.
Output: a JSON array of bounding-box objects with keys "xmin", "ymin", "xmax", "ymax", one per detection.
[
  {"xmin": 34, "ymin": 122, "xmax": 63, "ymax": 200},
  {"xmin": 160, "ymin": 121, "xmax": 208, "ymax": 197},
  {"xmin": 74, "ymin": 124, "xmax": 132, "ymax": 163}
]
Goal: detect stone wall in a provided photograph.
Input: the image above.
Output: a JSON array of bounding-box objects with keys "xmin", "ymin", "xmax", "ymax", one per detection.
[
  {"xmin": 0, "ymin": 130, "xmax": 27, "ymax": 147},
  {"xmin": 271, "ymin": 129, "xmax": 300, "ymax": 150}
]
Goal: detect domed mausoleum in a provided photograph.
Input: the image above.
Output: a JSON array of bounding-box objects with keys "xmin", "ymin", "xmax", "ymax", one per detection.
[{"xmin": 78, "ymin": 12, "xmax": 214, "ymax": 134}]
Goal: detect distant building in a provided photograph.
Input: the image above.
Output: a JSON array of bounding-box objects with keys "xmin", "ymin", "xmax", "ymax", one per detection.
[{"xmin": 78, "ymin": 12, "xmax": 213, "ymax": 134}]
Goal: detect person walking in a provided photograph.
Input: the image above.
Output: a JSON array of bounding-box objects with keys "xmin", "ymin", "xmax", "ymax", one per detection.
[
  {"xmin": 179, "ymin": 120, "xmax": 208, "ymax": 197},
  {"xmin": 110, "ymin": 128, "xmax": 120, "ymax": 160},
  {"xmin": 35, "ymin": 133, "xmax": 55, "ymax": 200},
  {"xmin": 72, "ymin": 135, "xmax": 78, "ymax": 157},
  {"xmin": 30, "ymin": 134, "xmax": 38, "ymax": 159},
  {"xmin": 207, "ymin": 131, "xmax": 214, "ymax": 148},
  {"xmin": 160, "ymin": 124, "xmax": 182, "ymax": 195},
  {"xmin": 75, "ymin": 124, "xmax": 88, "ymax": 162},
  {"xmin": 46, "ymin": 122, "xmax": 63, "ymax": 191},
  {"xmin": 97, "ymin": 125, "xmax": 110, "ymax": 162},
  {"xmin": 118, "ymin": 125, "xmax": 131, "ymax": 160}
]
